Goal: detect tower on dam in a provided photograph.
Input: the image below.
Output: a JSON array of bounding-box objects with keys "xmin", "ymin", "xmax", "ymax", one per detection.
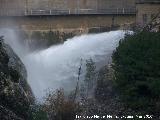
[{"xmin": 136, "ymin": 0, "xmax": 160, "ymax": 27}]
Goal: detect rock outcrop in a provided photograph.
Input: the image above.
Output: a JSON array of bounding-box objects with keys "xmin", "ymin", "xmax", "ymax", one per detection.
[{"xmin": 0, "ymin": 36, "xmax": 34, "ymax": 120}]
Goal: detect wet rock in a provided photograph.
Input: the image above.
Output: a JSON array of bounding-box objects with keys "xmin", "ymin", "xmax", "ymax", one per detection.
[{"xmin": 0, "ymin": 36, "xmax": 34, "ymax": 120}]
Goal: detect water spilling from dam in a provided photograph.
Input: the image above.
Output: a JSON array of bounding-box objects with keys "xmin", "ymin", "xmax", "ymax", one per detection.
[{"xmin": 0, "ymin": 29, "xmax": 127, "ymax": 101}]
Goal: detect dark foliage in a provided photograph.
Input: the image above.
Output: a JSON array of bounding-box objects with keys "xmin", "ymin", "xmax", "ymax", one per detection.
[
  {"xmin": 112, "ymin": 31, "xmax": 160, "ymax": 114},
  {"xmin": 95, "ymin": 66, "xmax": 114, "ymax": 102},
  {"xmin": 30, "ymin": 104, "xmax": 48, "ymax": 120},
  {"xmin": 84, "ymin": 58, "xmax": 96, "ymax": 91}
]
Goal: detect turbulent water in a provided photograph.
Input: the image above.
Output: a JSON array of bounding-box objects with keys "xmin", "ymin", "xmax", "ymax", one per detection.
[{"xmin": 0, "ymin": 29, "xmax": 127, "ymax": 101}]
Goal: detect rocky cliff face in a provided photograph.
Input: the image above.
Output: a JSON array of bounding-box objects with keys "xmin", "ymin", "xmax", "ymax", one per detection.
[{"xmin": 0, "ymin": 36, "xmax": 34, "ymax": 120}]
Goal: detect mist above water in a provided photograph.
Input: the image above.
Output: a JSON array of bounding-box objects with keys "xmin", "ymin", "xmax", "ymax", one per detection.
[{"xmin": 0, "ymin": 29, "xmax": 126, "ymax": 101}]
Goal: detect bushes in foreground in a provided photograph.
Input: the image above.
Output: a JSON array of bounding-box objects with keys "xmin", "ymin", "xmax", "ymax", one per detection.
[
  {"xmin": 112, "ymin": 31, "xmax": 160, "ymax": 114},
  {"xmin": 43, "ymin": 89, "xmax": 81, "ymax": 120}
]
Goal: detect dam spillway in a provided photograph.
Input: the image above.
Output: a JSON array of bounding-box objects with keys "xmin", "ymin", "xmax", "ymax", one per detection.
[{"xmin": 1, "ymin": 29, "xmax": 126, "ymax": 101}]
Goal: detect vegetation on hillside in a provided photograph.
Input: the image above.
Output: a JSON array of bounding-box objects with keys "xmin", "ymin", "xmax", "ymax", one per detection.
[
  {"xmin": 83, "ymin": 59, "xmax": 96, "ymax": 97},
  {"xmin": 112, "ymin": 31, "xmax": 160, "ymax": 115},
  {"xmin": 3, "ymin": 29, "xmax": 160, "ymax": 119},
  {"xmin": 44, "ymin": 89, "xmax": 81, "ymax": 120}
]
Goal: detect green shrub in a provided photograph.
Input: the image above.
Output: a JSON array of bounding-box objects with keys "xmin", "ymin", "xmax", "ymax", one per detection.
[
  {"xmin": 84, "ymin": 58, "xmax": 96, "ymax": 91},
  {"xmin": 30, "ymin": 104, "xmax": 48, "ymax": 120},
  {"xmin": 112, "ymin": 31, "xmax": 160, "ymax": 113},
  {"xmin": 43, "ymin": 89, "xmax": 80, "ymax": 120}
]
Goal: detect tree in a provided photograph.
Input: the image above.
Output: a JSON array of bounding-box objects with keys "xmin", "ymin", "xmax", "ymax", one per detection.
[
  {"xmin": 112, "ymin": 31, "xmax": 160, "ymax": 114},
  {"xmin": 84, "ymin": 58, "xmax": 96, "ymax": 96}
]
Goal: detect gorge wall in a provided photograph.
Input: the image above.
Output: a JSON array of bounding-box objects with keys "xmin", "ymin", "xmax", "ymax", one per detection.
[{"xmin": 0, "ymin": 36, "xmax": 34, "ymax": 120}]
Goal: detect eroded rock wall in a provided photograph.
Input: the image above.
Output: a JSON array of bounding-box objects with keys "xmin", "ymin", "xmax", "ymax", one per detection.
[{"xmin": 0, "ymin": 36, "xmax": 34, "ymax": 120}]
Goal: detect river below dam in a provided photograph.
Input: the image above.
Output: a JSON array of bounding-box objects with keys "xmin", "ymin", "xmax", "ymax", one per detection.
[{"xmin": 1, "ymin": 29, "xmax": 127, "ymax": 101}]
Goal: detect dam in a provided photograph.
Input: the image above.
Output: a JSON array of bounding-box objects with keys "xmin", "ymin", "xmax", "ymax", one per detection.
[
  {"xmin": 0, "ymin": 0, "xmax": 159, "ymax": 33},
  {"xmin": 0, "ymin": 0, "xmax": 136, "ymax": 33}
]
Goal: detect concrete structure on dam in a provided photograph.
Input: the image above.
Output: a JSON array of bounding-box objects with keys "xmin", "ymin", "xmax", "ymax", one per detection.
[
  {"xmin": 0, "ymin": 0, "xmax": 159, "ymax": 32},
  {"xmin": 136, "ymin": 0, "xmax": 160, "ymax": 30}
]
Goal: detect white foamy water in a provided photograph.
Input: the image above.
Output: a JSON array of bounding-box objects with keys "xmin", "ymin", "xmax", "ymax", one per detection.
[{"xmin": 0, "ymin": 29, "xmax": 127, "ymax": 101}]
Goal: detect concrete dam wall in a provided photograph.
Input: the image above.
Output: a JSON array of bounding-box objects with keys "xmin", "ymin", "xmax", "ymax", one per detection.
[{"xmin": 0, "ymin": 15, "xmax": 135, "ymax": 33}]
